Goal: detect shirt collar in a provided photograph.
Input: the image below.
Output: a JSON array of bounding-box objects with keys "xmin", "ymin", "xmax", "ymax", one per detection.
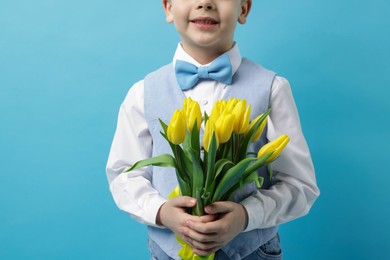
[{"xmin": 173, "ymin": 43, "xmax": 242, "ymax": 76}]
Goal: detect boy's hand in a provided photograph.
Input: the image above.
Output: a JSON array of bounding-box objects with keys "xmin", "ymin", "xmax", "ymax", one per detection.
[
  {"xmin": 156, "ymin": 196, "xmax": 216, "ymax": 242},
  {"xmin": 183, "ymin": 201, "xmax": 248, "ymax": 256}
]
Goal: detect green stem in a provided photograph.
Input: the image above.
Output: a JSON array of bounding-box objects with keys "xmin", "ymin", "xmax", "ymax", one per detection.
[
  {"xmin": 233, "ymin": 133, "xmax": 241, "ymax": 164},
  {"xmin": 221, "ymin": 142, "xmax": 228, "ymax": 160},
  {"xmin": 193, "ymin": 188, "xmax": 204, "ymax": 216}
]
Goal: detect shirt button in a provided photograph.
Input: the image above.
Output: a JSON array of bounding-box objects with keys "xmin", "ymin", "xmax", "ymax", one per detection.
[{"xmin": 202, "ymin": 100, "xmax": 208, "ymax": 105}]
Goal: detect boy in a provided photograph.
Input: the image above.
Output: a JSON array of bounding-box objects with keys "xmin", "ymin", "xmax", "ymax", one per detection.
[{"xmin": 106, "ymin": 0, "xmax": 320, "ymax": 259}]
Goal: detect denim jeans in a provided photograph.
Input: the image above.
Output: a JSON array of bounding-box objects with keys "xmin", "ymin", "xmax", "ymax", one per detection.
[{"xmin": 149, "ymin": 234, "xmax": 282, "ymax": 260}]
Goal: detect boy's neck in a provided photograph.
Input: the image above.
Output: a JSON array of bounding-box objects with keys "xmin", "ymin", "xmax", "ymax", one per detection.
[{"xmin": 181, "ymin": 43, "xmax": 234, "ymax": 65}]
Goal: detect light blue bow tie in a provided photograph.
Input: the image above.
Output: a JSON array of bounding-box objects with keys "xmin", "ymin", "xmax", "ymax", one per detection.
[{"xmin": 175, "ymin": 53, "xmax": 233, "ymax": 90}]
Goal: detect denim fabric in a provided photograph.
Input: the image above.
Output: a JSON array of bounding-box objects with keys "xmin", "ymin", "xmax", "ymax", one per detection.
[
  {"xmin": 148, "ymin": 234, "xmax": 282, "ymax": 260},
  {"xmin": 215, "ymin": 234, "xmax": 282, "ymax": 260},
  {"xmin": 149, "ymin": 239, "xmax": 174, "ymax": 260}
]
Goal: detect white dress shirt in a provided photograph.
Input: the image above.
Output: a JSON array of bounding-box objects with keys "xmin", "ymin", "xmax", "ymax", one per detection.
[{"xmin": 106, "ymin": 43, "xmax": 320, "ymax": 232}]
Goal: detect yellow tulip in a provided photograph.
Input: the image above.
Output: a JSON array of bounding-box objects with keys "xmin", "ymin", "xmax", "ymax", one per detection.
[
  {"xmin": 209, "ymin": 100, "xmax": 225, "ymax": 123},
  {"xmin": 215, "ymin": 112, "xmax": 234, "ymax": 143},
  {"xmin": 182, "ymin": 98, "xmax": 202, "ymax": 131},
  {"xmin": 182, "ymin": 97, "xmax": 194, "ymax": 119},
  {"xmin": 182, "ymin": 97, "xmax": 191, "ymax": 112},
  {"xmin": 257, "ymin": 134, "xmax": 290, "ymax": 163},
  {"xmin": 246, "ymin": 113, "xmax": 268, "ymax": 142},
  {"xmin": 232, "ymin": 101, "xmax": 251, "ymax": 134},
  {"xmin": 203, "ymin": 119, "xmax": 218, "ymax": 152},
  {"xmin": 167, "ymin": 110, "xmax": 187, "ymax": 145},
  {"xmin": 225, "ymin": 98, "xmax": 238, "ymax": 113}
]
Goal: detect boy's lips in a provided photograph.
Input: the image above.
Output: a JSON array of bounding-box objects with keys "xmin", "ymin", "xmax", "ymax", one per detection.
[{"xmin": 190, "ymin": 17, "xmax": 219, "ymax": 29}]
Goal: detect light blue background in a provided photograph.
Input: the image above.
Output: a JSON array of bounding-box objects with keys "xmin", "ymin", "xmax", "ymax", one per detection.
[{"xmin": 1, "ymin": 0, "xmax": 389, "ymax": 259}]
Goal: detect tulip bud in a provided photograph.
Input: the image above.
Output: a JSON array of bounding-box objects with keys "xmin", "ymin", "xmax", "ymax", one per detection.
[
  {"xmin": 215, "ymin": 112, "xmax": 234, "ymax": 144},
  {"xmin": 182, "ymin": 97, "xmax": 192, "ymax": 113},
  {"xmin": 182, "ymin": 97, "xmax": 194, "ymax": 119},
  {"xmin": 232, "ymin": 101, "xmax": 251, "ymax": 134},
  {"xmin": 246, "ymin": 113, "xmax": 268, "ymax": 142},
  {"xmin": 167, "ymin": 110, "xmax": 187, "ymax": 145},
  {"xmin": 203, "ymin": 119, "xmax": 218, "ymax": 152},
  {"xmin": 183, "ymin": 99, "xmax": 202, "ymax": 132},
  {"xmin": 257, "ymin": 134, "xmax": 290, "ymax": 163}
]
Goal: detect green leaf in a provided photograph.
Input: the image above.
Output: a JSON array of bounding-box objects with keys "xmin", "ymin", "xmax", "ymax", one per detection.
[
  {"xmin": 159, "ymin": 129, "xmax": 171, "ymax": 145},
  {"xmin": 268, "ymin": 165, "xmax": 273, "ymax": 182},
  {"xmin": 203, "ymin": 111, "xmax": 209, "ymax": 124},
  {"xmin": 243, "ymin": 171, "xmax": 263, "ymax": 188},
  {"xmin": 221, "ymin": 186, "xmax": 238, "ymax": 201},
  {"xmin": 257, "ymin": 176, "xmax": 264, "ymax": 188},
  {"xmin": 125, "ymin": 154, "xmax": 176, "ymax": 172},
  {"xmin": 182, "ymin": 125, "xmax": 201, "ymax": 173},
  {"xmin": 189, "ymin": 147, "xmax": 205, "ymax": 215},
  {"xmin": 208, "ymin": 159, "xmax": 235, "ymax": 197},
  {"xmin": 238, "ymin": 109, "xmax": 270, "ymax": 161},
  {"xmin": 243, "ymin": 151, "xmax": 273, "ymax": 176},
  {"xmin": 159, "ymin": 119, "xmax": 168, "ymax": 134},
  {"xmin": 190, "ymin": 119, "xmax": 200, "ymax": 154},
  {"xmin": 176, "ymin": 172, "xmax": 191, "ymax": 197},
  {"xmin": 189, "ymin": 149, "xmax": 204, "ymax": 199},
  {"xmin": 159, "ymin": 128, "xmax": 185, "ymax": 165},
  {"xmin": 224, "ymin": 174, "xmax": 264, "ymax": 201},
  {"xmin": 173, "ymin": 145, "xmax": 193, "ymax": 187},
  {"xmin": 213, "ymin": 159, "xmax": 235, "ymax": 180},
  {"xmin": 211, "ymin": 157, "xmax": 256, "ymax": 202},
  {"xmin": 182, "ymin": 127, "xmax": 190, "ymax": 148},
  {"xmin": 204, "ymin": 133, "xmax": 218, "ymax": 189}
]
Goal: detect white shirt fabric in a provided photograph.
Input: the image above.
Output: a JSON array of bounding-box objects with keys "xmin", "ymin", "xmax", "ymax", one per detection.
[{"xmin": 106, "ymin": 43, "xmax": 320, "ymax": 232}]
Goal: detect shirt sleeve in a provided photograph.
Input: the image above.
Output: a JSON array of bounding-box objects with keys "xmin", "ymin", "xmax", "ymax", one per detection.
[
  {"xmin": 241, "ymin": 76, "xmax": 320, "ymax": 231},
  {"xmin": 105, "ymin": 80, "xmax": 167, "ymax": 227}
]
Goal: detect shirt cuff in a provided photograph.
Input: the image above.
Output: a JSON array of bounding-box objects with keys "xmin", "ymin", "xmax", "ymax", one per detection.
[
  {"xmin": 240, "ymin": 195, "xmax": 265, "ymax": 232},
  {"xmin": 143, "ymin": 195, "xmax": 168, "ymax": 227}
]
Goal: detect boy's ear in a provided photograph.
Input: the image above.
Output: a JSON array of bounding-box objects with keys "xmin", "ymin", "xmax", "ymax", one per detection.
[
  {"xmin": 162, "ymin": 0, "xmax": 174, "ymax": 23},
  {"xmin": 238, "ymin": 0, "xmax": 252, "ymax": 24}
]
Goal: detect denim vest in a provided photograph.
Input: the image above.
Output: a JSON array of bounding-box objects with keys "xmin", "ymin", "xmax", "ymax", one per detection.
[{"xmin": 144, "ymin": 58, "xmax": 278, "ymax": 260}]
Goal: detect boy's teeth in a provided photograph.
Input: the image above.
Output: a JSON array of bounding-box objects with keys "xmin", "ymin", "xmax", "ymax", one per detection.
[{"xmin": 195, "ymin": 20, "xmax": 216, "ymax": 24}]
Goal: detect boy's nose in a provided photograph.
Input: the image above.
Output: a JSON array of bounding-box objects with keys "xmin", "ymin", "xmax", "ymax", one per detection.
[{"xmin": 196, "ymin": 1, "xmax": 215, "ymax": 10}]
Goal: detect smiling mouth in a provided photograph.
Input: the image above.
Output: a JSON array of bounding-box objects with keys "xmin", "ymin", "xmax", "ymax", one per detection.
[{"xmin": 190, "ymin": 17, "xmax": 219, "ymax": 25}]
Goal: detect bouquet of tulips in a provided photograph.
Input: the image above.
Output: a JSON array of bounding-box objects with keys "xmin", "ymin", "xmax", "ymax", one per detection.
[{"xmin": 126, "ymin": 97, "xmax": 289, "ymax": 259}]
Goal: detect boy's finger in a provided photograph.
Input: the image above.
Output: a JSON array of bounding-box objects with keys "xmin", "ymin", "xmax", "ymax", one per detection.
[
  {"xmin": 186, "ymin": 219, "xmax": 220, "ymax": 234},
  {"xmin": 198, "ymin": 214, "xmax": 218, "ymax": 223},
  {"xmin": 182, "ymin": 228, "xmax": 219, "ymax": 244},
  {"xmin": 204, "ymin": 201, "xmax": 233, "ymax": 214},
  {"xmin": 188, "ymin": 239, "xmax": 220, "ymax": 253},
  {"xmin": 171, "ymin": 196, "xmax": 197, "ymax": 207}
]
